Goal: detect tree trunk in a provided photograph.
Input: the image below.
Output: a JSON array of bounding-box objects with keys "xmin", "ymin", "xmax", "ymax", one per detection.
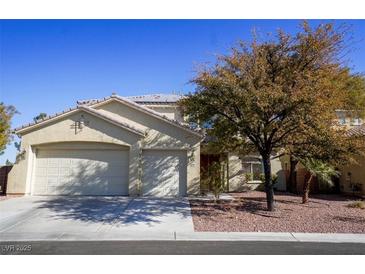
[
  {"xmin": 288, "ymin": 156, "xmax": 298, "ymax": 193},
  {"xmin": 262, "ymin": 154, "xmax": 275, "ymax": 211},
  {"xmin": 302, "ymin": 174, "xmax": 314, "ymax": 204}
]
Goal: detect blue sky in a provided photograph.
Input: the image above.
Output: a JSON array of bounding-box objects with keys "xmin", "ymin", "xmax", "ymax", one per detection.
[{"xmin": 1, "ymin": 19, "xmax": 365, "ymax": 164}]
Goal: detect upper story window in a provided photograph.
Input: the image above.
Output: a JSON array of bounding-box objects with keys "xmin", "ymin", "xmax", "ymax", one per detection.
[
  {"xmin": 337, "ymin": 113, "xmax": 347, "ymax": 125},
  {"xmin": 335, "ymin": 111, "xmax": 362, "ymax": 126},
  {"xmin": 350, "ymin": 117, "xmax": 362, "ymax": 126}
]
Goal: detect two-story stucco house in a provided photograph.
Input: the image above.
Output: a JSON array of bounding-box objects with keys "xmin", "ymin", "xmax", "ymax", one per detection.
[{"xmin": 7, "ymin": 93, "xmax": 287, "ymax": 197}]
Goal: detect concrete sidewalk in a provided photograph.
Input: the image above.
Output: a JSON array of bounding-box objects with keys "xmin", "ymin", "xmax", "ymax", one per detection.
[{"xmin": 1, "ymin": 231, "xmax": 365, "ymax": 243}]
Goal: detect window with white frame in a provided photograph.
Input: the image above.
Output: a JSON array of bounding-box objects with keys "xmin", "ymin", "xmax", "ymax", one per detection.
[
  {"xmin": 241, "ymin": 156, "xmax": 263, "ymax": 180},
  {"xmin": 350, "ymin": 116, "xmax": 362, "ymax": 126}
]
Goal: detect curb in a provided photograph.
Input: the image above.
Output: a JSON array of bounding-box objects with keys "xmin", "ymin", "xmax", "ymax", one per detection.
[{"xmin": 1, "ymin": 232, "xmax": 365, "ymax": 243}]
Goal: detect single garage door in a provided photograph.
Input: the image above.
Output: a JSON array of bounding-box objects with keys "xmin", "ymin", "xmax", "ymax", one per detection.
[
  {"xmin": 142, "ymin": 150, "xmax": 187, "ymax": 197},
  {"xmin": 33, "ymin": 149, "xmax": 129, "ymax": 195}
]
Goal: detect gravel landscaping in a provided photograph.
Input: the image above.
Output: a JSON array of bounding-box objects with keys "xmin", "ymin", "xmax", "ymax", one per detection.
[{"xmin": 190, "ymin": 191, "xmax": 365, "ymax": 233}]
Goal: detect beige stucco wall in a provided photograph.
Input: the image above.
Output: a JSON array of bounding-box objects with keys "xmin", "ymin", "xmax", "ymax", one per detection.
[
  {"xmin": 227, "ymin": 154, "xmax": 245, "ymax": 191},
  {"xmin": 142, "ymin": 105, "xmax": 184, "ymax": 122},
  {"xmin": 186, "ymin": 144, "xmax": 201, "ymax": 195},
  {"xmin": 227, "ymin": 153, "xmax": 286, "ymax": 192},
  {"xmin": 271, "ymin": 157, "xmax": 287, "ymax": 191},
  {"xmin": 338, "ymin": 155, "xmax": 365, "ymax": 195},
  {"xmin": 98, "ymin": 101, "xmax": 202, "ymax": 195},
  {"xmin": 96, "ymin": 101, "xmax": 196, "ymax": 147},
  {"xmin": 7, "ymin": 101, "xmax": 202, "ymax": 196}
]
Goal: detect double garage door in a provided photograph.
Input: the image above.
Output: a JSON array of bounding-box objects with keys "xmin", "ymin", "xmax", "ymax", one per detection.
[
  {"xmin": 32, "ymin": 148, "xmax": 187, "ymax": 197},
  {"xmin": 33, "ymin": 149, "xmax": 129, "ymax": 195}
]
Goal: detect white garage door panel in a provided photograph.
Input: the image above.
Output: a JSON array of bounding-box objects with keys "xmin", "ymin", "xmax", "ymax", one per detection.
[
  {"xmin": 33, "ymin": 149, "xmax": 129, "ymax": 195},
  {"xmin": 142, "ymin": 150, "xmax": 187, "ymax": 197}
]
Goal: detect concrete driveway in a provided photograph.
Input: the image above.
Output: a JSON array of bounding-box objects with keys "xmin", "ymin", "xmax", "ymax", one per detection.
[{"xmin": 0, "ymin": 196, "xmax": 194, "ymax": 240}]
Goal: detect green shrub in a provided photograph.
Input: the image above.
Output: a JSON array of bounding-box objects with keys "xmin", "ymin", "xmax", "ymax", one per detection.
[
  {"xmin": 258, "ymin": 173, "xmax": 278, "ymax": 185},
  {"xmin": 347, "ymin": 201, "xmax": 365, "ymax": 209},
  {"xmin": 258, "ymin": 173, "xmax": 265, "ymax": 182},
  {"xmin": 201, "ymin": 161, "xmax": 225, "ymax": 200},
  {"xmin": 210, "ymin": 162, "xmax": 225, "ymax": 201},
  {"xmin": 244, "ymin": 173, "xmax": 253, "ymax": 182},
  {"xmin": 271, "ymin": 174, "xmax": 278, "ymax": 185},
  {"xmin": 256, "ymin": 174, "xmax": 278, "ymax": 192}
]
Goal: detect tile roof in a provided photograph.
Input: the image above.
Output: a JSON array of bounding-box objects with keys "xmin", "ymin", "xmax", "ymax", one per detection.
[
  {"xmin": 14, "ymin": 106, "xmax": 80, "ymax": 133},
  {"xmin": 125, "ymin": 93, "xmax": 185, "ymax": 103},
  {"xmin": 77, "ymin": 99, "xmax": 99, "ymax": 105},
  {"xmin": 346, "ymin": 124, "xmax": 365, "ymax": 137},
  {"xmin": 77, "ymin": 94, "xmax": 186, "ymax": 105}
]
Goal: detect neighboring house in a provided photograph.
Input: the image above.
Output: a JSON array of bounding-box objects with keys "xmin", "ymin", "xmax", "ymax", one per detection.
[
  {"xmin": 289, "ymin": 111, "xmax": 365, "ymax": 197},
  {"xmin": 7, "ymin": 94, "xmax": 203, "ymax": 197},
  {"xmin": 338, "ymin": 124, "xmax": 365, "ymax": 196},
  {"xmin": 326, "ymin": 111, "xmax": 364, "ymax": 196},
  {"xmin": 7, "ymin": 93, "xmax": 287, "ymax": 197},
  {"xmin": 335, "ymin": 110, "xmax": 363, "ymax": 128}
]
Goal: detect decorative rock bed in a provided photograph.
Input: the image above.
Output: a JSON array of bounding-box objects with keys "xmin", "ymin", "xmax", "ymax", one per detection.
[{"xmin": 190, "ymin": 191, "xmax": 365, "ymax": 233}]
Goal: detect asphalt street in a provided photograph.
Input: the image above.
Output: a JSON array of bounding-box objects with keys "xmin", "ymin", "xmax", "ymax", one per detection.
[{"xmin": 1, "ymin": 241, "xmax": 365, "ymax": 255}]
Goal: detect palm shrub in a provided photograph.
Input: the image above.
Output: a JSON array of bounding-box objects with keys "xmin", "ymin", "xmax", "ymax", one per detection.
[{"xmin": 300, "ymin": 158, "xmax": 340, "ymax": 204}]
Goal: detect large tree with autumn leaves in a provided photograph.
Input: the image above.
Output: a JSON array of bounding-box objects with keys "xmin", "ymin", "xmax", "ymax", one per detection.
[{"xmin": 180, "ymin": 22, "xmax": 365, "ymax": 211}]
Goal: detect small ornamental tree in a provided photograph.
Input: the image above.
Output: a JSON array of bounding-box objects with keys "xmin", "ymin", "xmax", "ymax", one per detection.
[
  {"xmin": 0, "ymin": 103, "xmax": 17, "ymax": 155},
  {"xmin": 180, "ymin": 22, "xmax": 364, "ymax": 211},
  {"xmin": 201, "ymin": 161, "xmax": 226, "ymax": 201}
]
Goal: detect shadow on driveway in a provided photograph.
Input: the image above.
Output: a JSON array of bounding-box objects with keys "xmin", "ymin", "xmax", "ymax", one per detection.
[{"xmin": 33, "ymin": 196, "xmax": 192, "ymax": 226}]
